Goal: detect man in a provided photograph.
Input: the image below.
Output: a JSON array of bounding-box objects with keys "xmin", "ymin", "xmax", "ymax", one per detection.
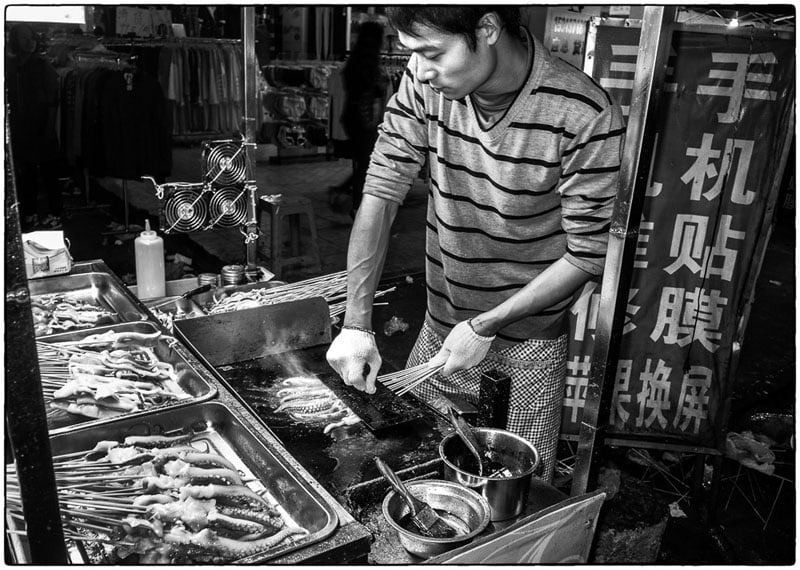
[{"xmin": 326, "ymin": 7, "xmax": 624, "ymax": 483}]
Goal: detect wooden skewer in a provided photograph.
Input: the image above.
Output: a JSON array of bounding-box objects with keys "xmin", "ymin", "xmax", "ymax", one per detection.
[
  {"xmin": 63, "ymin": 535, "xmax": 137, "ymax": 547},
  {"xmin": 378, "ymin": 362, "xmax": 444, "ymax": 396}
]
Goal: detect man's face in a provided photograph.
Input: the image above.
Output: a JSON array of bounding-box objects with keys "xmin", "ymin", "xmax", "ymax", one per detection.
[{"xmin": 398, "ymin": 22, "xmax": 495, "ymax": 101}]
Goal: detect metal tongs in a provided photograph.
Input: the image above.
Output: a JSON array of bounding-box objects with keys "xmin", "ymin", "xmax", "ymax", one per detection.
[
  {"xmin": 147, "ymin": 283, "xmax": 213, "ymax": 310},
  {"xmin": 448, "ymin": 407, "xmax": 487, "ymax": 476}
]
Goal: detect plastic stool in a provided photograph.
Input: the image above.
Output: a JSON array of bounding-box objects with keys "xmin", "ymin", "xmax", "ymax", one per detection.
[{"xmin": 259, "ymin": 195, "xmax": 322, "ymax": 279}]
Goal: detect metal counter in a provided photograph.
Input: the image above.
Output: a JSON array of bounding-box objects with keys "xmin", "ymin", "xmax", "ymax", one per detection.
[
  {"xmin": 14, "ymin": 262, "xmax": 573, "ymax": 564},
  {"xmin": 7, "ymin": 260, "xmax": 373, "ymax": 564},
  {"xmin": 170, "ymin": 272, "xmax": 575, "ymax": 563}
]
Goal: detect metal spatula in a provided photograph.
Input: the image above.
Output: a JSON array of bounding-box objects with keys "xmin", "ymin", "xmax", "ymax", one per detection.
[{"xmin": 374, "ymin": 457, "xmax": 456, "ymax": 539}]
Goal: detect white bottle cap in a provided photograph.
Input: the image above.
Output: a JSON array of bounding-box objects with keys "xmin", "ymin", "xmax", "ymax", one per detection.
[{"xmin": 141, "ymin": 219, "xmax": 157, "ymax": 239}]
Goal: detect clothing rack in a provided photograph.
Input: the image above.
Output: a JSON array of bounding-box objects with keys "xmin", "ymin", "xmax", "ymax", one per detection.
[
  {"xmin": 378, "ymin": 52, "xmax": 410, "ymax": 64},
  {"xmin": 72, "ymin": 50, "xmax": 138, "ymax": 69},
  {"xmin": 97, "ymin": 39, "xmax": 244, "ymax": 140},
  {"xmin": 72, "ymin": 50, "xmax": 140, "ymax": 236},
  {"xmin": 101, "ymin": 37, "xmax": 242, "ymax": 47},
  {"xmin": 61, "ymin": 50, "xmax": 169, "ymax": 237}
]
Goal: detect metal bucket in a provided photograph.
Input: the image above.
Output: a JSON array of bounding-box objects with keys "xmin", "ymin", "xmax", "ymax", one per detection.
[
  {"xmin": 382, "ymin": 479, "xmax": 490, "ymax": 559},
  {"xmin": 439, "ymin": 427, "xmax": 540, "ymax": 521}
]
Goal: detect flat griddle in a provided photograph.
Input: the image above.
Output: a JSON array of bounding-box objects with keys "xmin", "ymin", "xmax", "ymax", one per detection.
[
  {"xmin": 174, "ymin": 295, "xmax": 424, "ymax": 432},
  {"xmin": 212, "ymin": 346, "xmax": 446, "ymax": 498},
  {"xmin": 174, "ymin": 280, "xmax": 450, "ymax": 498}
]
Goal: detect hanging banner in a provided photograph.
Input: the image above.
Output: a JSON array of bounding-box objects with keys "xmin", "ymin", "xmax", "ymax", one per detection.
[{"xmin": 561, "ymin": 23, "xmax": 795, "ymax": 447}]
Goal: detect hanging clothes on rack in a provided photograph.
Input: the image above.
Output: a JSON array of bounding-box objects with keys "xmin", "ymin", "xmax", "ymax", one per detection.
[
  {"xmin": 99, "ymin": 38, "xmax": 244, "ymax": 140},
  {"xmin": 100, "ymin": 67, "xmax": 171, "ymax": 180},
  {"xmin": 261, "ymin": 60, "xmax": 337, "ymax": 161},
  {"xmin": 57, "ymin": 51, "xmax": 171, "ymax": 180}
]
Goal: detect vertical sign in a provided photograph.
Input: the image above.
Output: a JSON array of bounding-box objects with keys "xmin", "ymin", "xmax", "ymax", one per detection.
[{"xmin": 561, "ymin": 26, "xmax": 794, "ymax": 447}]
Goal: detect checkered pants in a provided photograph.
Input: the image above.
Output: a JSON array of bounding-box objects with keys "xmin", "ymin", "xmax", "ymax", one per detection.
[{"xmin": 407, "ymin": 321, "xmax": 567, "ymax": 484}]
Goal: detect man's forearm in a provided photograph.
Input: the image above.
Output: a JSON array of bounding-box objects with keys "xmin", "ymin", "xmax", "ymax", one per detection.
[
  {"xmin": 471, "ymin": 258, "xmax": 594, "ymax": 336},
  {"xmin": 343, "ymin": 194, "xmax": 399, "ymax": 329}
]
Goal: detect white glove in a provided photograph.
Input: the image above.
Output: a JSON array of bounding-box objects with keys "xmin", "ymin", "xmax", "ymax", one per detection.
[
  {"xmin": 429, "ymin": 319, "xmax": 495, "ymax": 377},
  {"xmin": 326, "ymin": 327, "xmax": 382, "ymax": 394}
]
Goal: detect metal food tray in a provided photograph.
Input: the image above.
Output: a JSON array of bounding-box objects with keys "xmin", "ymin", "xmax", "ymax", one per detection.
[
  {"xmin": 38, "ymin": 321, "xmax": 218, "ymax": 434},
  {"xmin": 142, "ymin": 281, "xmax": 289, "ymax": 333},
  {"xmin": 6, "ymin": 401, "xmax": 339, "ymax": 564},
  {"xmin": 164, "ymin": 280, "xmax": 290, "ymax": 316},
  {"xmin": 29, "ymin": 272, "xmax": 150, "ymax": 336}
]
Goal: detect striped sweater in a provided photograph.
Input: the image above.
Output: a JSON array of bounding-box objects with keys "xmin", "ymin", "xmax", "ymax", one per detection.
[{"xmin": 363, "ymin": 31, "xmax": 624, "ymax": 347}]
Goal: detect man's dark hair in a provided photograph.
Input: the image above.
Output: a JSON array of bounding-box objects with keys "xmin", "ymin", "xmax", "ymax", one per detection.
[{"xmin": 386, "ymin": 6, "xmax": 522, "ymax": 51}]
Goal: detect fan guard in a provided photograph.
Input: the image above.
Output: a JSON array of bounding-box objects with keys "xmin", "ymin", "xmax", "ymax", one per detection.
[
  {"xmin": 208, "ymin": 187, "xmax": 247, "ymax": 228},
  {"xmin": 203, "ymin": 141, "xmax": 247, "ymax": 186},
  {"xmin": 163, "ymin": 188, "xmax": 208, "ymax": 233}
]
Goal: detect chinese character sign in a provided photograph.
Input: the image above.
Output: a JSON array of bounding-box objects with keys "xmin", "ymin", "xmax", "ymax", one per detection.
[{"xmin": 561, "ymin": 28, "xmax": 794, "ymax": 447}]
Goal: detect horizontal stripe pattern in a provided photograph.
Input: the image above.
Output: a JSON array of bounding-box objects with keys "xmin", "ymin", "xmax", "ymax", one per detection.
[{"xmin": 363, "ymin": 29, "xmax": 624, "ymax": 347}]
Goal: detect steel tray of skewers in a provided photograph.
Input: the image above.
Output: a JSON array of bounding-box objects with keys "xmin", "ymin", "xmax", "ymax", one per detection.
[
  {"xmin": 148, "ymin": 271, "xmax": 396, "ymax": 332},
  {"xmin": 29, "ymin": 271, "xmax": 151, "ymax": 337},
  {"xmin": 36, "ymin": 321, "xmax": 218, "ymax": 435},
  {"xmin": 5, "ymin": 401, "xmax": 338, "ymax": 564}
]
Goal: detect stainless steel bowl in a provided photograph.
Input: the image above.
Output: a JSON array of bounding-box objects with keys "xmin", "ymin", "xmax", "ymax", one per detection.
[
  {"xmin": 382, "ymin": 479, "xmax": 490, "ymax": 559},
  {"xmin": 440, "ymin": 427, "xmax": 540, "ymax": 521}
]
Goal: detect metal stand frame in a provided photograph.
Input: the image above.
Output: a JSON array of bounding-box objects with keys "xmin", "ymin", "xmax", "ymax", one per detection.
[
  {"xmin": 242, "ymin": 7, "xmax": 260, "ymax": 276},
  {"xmin": 571, "ymin": 6, "xmax": 679, "ymax": 497},
  {"xmin": 4, "ymin": 110, "xmax": 68, "ymax": 564},
  {"xmin": 100, "ymin": 178, "xmax": 137, "ymax": 238}
]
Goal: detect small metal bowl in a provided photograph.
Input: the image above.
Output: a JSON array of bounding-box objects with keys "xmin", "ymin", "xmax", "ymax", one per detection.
[{"xmin": 382, "ymin": 479, "xmax": 490, "ymax": 559}]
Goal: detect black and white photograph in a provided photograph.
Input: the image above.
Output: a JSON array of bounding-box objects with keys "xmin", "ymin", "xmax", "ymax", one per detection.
[{"xmin": 4, "ymin": 4, "xmax": 795, "ymax": 565}]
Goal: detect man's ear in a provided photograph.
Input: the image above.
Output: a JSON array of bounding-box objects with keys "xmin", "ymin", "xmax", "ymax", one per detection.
[{"xmin": 477, "ymin": 12, "xmax": 503, "ymax": 46}]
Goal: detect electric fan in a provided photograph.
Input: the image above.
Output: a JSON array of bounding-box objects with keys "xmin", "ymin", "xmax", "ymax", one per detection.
[
  {"xmin": 202, "ymin": 140, "xmax": 248, "ymax": 186},
  {"xmin": 208, "ymin": 186, "xmax": 248, "ymax": 228},
  {"xmin": 161, "ymin": 185, "xmax": 208, "ymax": 233}
]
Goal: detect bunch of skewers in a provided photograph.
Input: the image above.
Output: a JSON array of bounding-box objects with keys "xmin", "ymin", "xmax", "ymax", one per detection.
[
  {"xmin": 5, "ymin": 432, "xmax": 308, "ymax": 564},
  {"xmin": 377, "ymin": 362, "xmax": 445, "ymax": 396},
  {"xmin": 37, "ymin": 329, "xmax": 191, "ymax": 420},
  {"xmin": 207, "ymin": 271, "xmax": 395, "ymax": 319}
]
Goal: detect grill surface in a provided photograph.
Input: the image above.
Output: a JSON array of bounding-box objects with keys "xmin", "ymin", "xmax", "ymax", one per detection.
[{"xmin": 214, "ymin": 345, "xmax": 448, "ymax": 501}]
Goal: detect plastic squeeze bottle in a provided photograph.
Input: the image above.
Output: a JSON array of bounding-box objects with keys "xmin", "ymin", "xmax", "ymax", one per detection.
[{"xmin": 134, "ymin": 219, "xmax": 166, "ymax": 299}]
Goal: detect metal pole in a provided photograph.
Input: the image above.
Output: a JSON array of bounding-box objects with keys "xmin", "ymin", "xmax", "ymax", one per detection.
[
  {"xmin": 4, "ymin": 105, "xmax": 67, "ymax": 563},
  {"xmin": 571, "ymin": 6, "xmax": 678, "ymax": 496},
  {"xmin": 242, "ymin": 6, "xmax": 259, "ymax": 274}
]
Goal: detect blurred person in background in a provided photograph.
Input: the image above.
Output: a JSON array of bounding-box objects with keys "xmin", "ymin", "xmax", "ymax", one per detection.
[{"xmin": 331, "ymin": 21, "xmax": 390, "ymax": 219}]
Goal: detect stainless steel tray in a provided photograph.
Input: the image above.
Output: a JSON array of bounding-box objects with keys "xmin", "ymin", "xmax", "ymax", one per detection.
[
  {"xmin": 161, "ymin": 280, "xmax": 289, "ymax": 318},
  {"xmin": 38, "ymin": 321, "xmax": 217, "ymax": 434},
  {"xmin": 29, "ymin": 272, "xmax": 150, "ymax": 336},
  {"xmin": 7, "ymin": 401, "xmax": 339, "ymax": 564},
  {"xmin": 142, "ymin": 281, "xmax": 289, "ymax": 333}
]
